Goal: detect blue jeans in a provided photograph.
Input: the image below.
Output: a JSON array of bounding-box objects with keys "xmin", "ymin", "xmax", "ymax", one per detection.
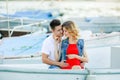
[{"xmin": 49, "ymin": 65, "xmax": 60, "ymax": 69}]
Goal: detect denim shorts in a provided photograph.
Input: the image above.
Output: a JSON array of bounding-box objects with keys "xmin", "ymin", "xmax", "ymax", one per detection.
[{"xmin": 49, "ymin": 65, "xmax": 60, "ymax": 69}]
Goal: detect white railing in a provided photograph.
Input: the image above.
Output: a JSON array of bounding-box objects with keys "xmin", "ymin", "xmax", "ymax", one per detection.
[
  {"xmin": 0, "ymin": 17, "xmax": 48, "ymax": 37},
  {"xmin": 9, "ymin": 22, "xmax": 38, "ymax": 36},
  {"xmin": 0, "ymin": 18, "xmax": 20, "ymax": 23},
  {"xmin": 9, "ymin": 20, "xmax": 47, "ymax": 37}
]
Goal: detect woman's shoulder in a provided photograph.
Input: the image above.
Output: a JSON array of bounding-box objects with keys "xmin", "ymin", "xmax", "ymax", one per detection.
[
  {"xmin": 62, "ymin": 38, "xmax": 68, "ymax": 42},
  {"xmin": 77, "ymin": 38, "xmax": 84, "ymax": 45},
  {"xmin": 61, "ymin": 38, "xmax": 69, "ymax": 46},
  {"xmin": 78, "ymin": 38, "xmax": 84, "ymax": 42}
]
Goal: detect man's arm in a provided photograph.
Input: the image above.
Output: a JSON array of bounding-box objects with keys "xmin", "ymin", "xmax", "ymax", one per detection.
[
  {"xmin": 42, "ymin": 53, "xmax": 68, "ymax": 67},
  {"xmin": 42, "ymin": 53, "xmax": 59, "ymax": 66}
]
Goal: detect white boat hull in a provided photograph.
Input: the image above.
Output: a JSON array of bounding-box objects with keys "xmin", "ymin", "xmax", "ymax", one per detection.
[{"xmin": 0, "ymin": 64, "xmax": 120, "ymax": 80}]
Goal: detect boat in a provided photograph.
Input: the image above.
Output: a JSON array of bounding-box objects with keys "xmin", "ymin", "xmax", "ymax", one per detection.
[
  {"xmin": 0, "ymin": 32, "xmax": 49, "ymax": 58},
  {"xmin": 65, "ymin": 16, "xmax": 120, "ymax": 33},
  {"xmin": 0, "ymin": 9, "xmax": 61, "ymax": 37},
  {"xmin": 0, "ymin": 64, "xmax": 120, "ymax": 80},
  {"xmin": 0, "ymin": 45, "xmax": 120, "ymax": 80},
  {"xmin": 0, "ymin": 32, "xmax": 120, "ymax": 71},
  {"xmin": 0, "ymin": 1, "xmax": 120, "ymax": 80}
]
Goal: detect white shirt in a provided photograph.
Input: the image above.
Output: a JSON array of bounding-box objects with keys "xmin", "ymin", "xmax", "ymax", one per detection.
[{"xmin": 41, "ymin": 34, "xmax": 59, "ymax": 61}]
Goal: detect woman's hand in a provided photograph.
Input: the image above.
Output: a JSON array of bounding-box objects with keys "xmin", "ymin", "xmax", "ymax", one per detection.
[{"xmin": 66, "ymin": 54, "xmax": 80, "ymax": 59}]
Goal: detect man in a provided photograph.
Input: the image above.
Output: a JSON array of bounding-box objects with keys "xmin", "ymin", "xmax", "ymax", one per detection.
[{"xmin": 41, "ymin": 19, "xmax": 68, "ymax": 69}]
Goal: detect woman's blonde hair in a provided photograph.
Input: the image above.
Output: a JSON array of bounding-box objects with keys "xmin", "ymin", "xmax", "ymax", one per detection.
[{"xmin": 62, "ymin": 21, "xmax": 80, "ymax": 40}]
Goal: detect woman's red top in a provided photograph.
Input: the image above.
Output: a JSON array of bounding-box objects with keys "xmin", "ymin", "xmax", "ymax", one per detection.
[{"xmin": 62, "ymin": 44, "xmax": 82, "ymax": 69}]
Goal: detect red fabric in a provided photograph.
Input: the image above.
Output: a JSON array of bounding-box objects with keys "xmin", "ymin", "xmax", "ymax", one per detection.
[{"xmin": 62, "ymin": 44, "xmax": 83, "ymax": 69}]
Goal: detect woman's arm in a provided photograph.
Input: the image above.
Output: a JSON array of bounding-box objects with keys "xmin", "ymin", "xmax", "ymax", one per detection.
[{"xmin": 77, "ymin": 48, "xmax": 88, "ymax": 63}]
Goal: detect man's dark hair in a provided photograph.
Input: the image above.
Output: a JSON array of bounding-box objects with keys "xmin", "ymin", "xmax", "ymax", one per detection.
[{"xmin": 50, "ymin": 19, "xmax": 61, "ymax": 30}]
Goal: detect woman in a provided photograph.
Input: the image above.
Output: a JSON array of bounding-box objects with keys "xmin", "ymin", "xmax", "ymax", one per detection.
[{"xmin": 60, "ymin": 21, "xmax": 88, "ymax": 69}]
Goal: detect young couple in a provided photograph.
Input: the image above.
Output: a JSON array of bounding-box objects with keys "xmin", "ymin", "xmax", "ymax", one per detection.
[{"xmin": 41, "ymin": 19, "xmax": 88, "ymax": 69}]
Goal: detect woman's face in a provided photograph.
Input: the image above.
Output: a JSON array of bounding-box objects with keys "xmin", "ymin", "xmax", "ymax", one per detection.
[{"xmin": 63, "ymin": 27, "xmax": 70, "ymax": 38}]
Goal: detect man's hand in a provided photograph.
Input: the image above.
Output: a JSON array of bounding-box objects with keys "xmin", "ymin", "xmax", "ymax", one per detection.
[
  {"xmin": 55, "ymin": 36, "xmax": 61, "ymax": 43},
  {"xmin": 58, "ymin": 61, "xmax": 69, "ymax": 68}
]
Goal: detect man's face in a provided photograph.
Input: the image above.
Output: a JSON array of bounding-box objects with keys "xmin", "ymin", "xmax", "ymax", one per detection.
[{"xmin": 52, "ymin": 25, "xmax": 63, "ymax": 38}]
